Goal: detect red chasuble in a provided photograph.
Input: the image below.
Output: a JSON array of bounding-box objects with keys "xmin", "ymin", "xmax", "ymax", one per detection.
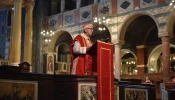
[{"xmin": 70, "ymin": 35, "xmax": 92, "ymax": 75}]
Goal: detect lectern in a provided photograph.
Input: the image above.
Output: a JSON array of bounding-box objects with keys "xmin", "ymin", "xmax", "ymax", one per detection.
[{"xmin": 87, "ymin": 40, "xmax": 114, "ymax": 100}]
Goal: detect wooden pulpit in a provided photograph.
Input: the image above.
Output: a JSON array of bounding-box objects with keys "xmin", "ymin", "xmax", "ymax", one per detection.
[{"xmin": 87, "ymin": 40, "xmax": 114, "ymax": 100}]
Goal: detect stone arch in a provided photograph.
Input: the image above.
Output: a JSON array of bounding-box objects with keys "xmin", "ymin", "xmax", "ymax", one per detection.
[
  {"xmin": 121, "ymin": 49, "xmax": 137, "ymax": 75},
  {"xmin": 121, "ymin": 49, "xmax": 137, "ymax": 59},
  {"xmin": 101, "ymin": 22, "xmax": 113, "ymax": 36},
  {"xmin": 166, "ymin": 8, "xmax": 175, "ymax": 37},
  {"xmin": 148, "ymin": 44, "xmax": 175, "ymax": 73},
  {"xmin": 55, "ymin": 42, "xmax": 70, "ymax": 62},
  {"xmin": 118, "ymin": 11, "xmax": 159, "ymax": 43},
  {"xmin": 48, "ymin": 29, "xmax": 73, "ymax": 53}
]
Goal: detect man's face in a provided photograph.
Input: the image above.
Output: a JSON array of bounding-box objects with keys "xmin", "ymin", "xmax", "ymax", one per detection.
[{"xmin": 85, "ymin": 24, "xmax": 93, "ymax": 36}]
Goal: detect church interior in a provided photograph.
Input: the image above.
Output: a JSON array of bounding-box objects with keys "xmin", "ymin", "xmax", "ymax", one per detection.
[{"xmin": 1, "ymin": 0, "xmax": 175, "ymax": 100}]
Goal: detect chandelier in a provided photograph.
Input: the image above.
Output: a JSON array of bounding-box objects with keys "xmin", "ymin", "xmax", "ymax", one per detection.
[
  {"xmin": 93, "ymin": 16, "xmax": 110, "ymax": 31},
  {"xmin": 41, "ymin": 30, "xmax": 55, "ymax": 43},
  {"xmin": 169, "ymin": 0, "xmax": 175, "ymax": 7},
  {"xmin": 93, "ymin": 0, "xmax": 111, "ymax": 31}
]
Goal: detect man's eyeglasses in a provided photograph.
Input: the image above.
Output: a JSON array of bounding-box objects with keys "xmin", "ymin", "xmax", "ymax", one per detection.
[{"xmin": 86, "ymin": 28, "xmax": 93, "ymax": 30}]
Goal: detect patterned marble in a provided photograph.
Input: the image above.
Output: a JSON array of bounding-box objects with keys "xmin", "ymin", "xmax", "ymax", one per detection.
[
  {"xmin": 48, "ymin": 14, "xmax": 59, "ymax": 29},
  {"xmin": 117, "ymin": 0, "xmax": 134, "ymax": 14},
  {"xmin": 125, "ymin": 88, "xmax": 148, "ymax": 100},
  {"xmin": 63, "ymin": 11, "xmax": 74, "ymax": 26},
  {"xmin": 140, "ymin": 0, "xmax": 158, "ymax": 8},
  {"xmin": 97, "ymin": 1, "xmax": 112, "ymax": 17},
  {"xmin": 79, "ymin": 5, "xmax": 92, "ymax": 23}
]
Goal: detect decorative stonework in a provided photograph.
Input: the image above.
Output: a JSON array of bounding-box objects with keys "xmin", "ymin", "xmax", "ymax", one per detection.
[
  {"xmin": 157, "ymin": 16, "xmax": 168, "ymax": 24},
  {"xmin": 97, "ymin": 1, "xmax": 112, "ymax": 17},
  {"xmin": 117, "ymin": 0, "xmax": 134, "ymax": 14},
  {"xmin": 109, "ymin": 17, "xmax": 118, "ymax": 24},
  {"xmin": 158, "ymin": 26, "xmax": 168, "ymax": 36},
  {"xmin": 118, "ymin": 15, "xmax": 127, "ymax": 23},
  {"xmin": 140, "ymin": 0, "xmax": 158, "ymax": 8},
  {"xmin": 48, "ymin": 14, "xmax": 59, "ymax": 29},
  {"xmin": 65, "ymin": 25, "xmax": 81, "ymax": 33},
  {"xmin": 148, "ymin": 6, "xmax": 172, "ymax": 16},
  {"xmin": 109, "ymin": 15, "xmax": 126, "ymax": 26},
  {"xmin": 43, "ymin": 0, "xmax": 174, "ymax": 41},
  {"xmin": 111, "ymin": 34, "xmax": 120, "ymax": 44},
  {"xmin": 63, "ymin": 11, "xmax": 74, "ymax": 26},
  {"xmin": 111, "ymin": 26, "xmax": 118, "ymax": 33},
  {"xmin": 79, "ymin": 6, "xmax": 92, "ymax": 23}
]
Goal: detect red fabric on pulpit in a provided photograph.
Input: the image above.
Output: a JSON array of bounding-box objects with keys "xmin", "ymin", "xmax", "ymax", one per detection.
[{"xmin": 97, "ymin": 41, "xmax": 114, "ymax": 100}]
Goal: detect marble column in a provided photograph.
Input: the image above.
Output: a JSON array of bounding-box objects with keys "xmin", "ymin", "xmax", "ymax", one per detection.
[
  {"xmin": 9, "ymin": 9, "xmax": 14, "ymax": 64},
  {"xmin": 76, "ymin": 0, "xmax": 81, "ymax": 8},
  {"xmin": 61, "ymin": 0, "xmax": 65, "ymax": 12},
  {"xmin": 136, "ymin": 45, "xmax": 147, "ymax": 74},
  {"xmin": 10, "ymin": 0, "xmax": 23, "ymax": 66},
  {"xmin": 161, "ymin": 36, "xmax": 170, "ymax": 83},
  {"xmin": 24, "ymin": 1, "xmax": 34, "ymax": 65},
  {"xmin": 114, "ymin": 44, "xmax": 122, "ymax": 80}
]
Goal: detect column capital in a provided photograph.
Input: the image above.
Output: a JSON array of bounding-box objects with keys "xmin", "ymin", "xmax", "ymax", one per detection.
[
  {"xmin": 136, "ymin": 45, "xmax": 147, "ymax": 49},
  {"xmin": 158, "ymin": 31, "xmax": 173, "ymax": 38},
  {"xmin": 161, "ymin": 36, "xmax": 170, "ymax": 42},
  {"xmin": 24, "ymin": 1, "xmax": 35, "ymax": 10},
  {"xmin": 114, "ymin": 44, "xmax": 121, "ymax": 48},
  {"xmin": 113, "ymin": 40, "xmax": 124, "ymax": 46}
]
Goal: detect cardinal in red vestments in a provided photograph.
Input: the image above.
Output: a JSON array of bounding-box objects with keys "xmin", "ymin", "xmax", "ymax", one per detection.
[{"xmin": 70, "ymin": 23, "xmax": 93, "ymax": 75}]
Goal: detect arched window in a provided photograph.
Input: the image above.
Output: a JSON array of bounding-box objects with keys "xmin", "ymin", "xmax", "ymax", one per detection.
[
  {"xmin": 56, "ymin": 43, "xmax": 71, "ymax": 74},
  {"xmin": 121, "ymin": 49, "xmax": 137, "ymax": 75},
  {"xmin": 122, "ymin": 53, "xmax": 137, "ymax": 75}
]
